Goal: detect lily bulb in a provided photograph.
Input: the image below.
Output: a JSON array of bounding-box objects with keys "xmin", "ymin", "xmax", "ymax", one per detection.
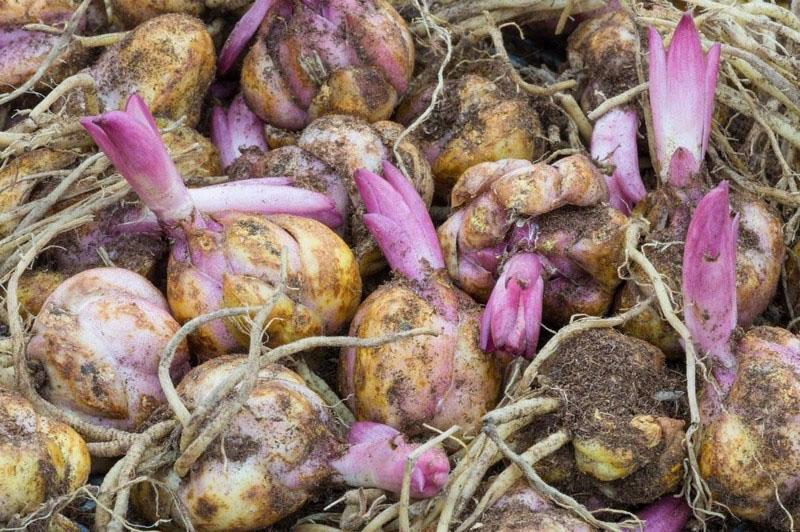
[
  {"xmin": 211, "ymin": 92, "xmax": 268, "ymax": 170},
  {"xmin": 218, "ymin": 0, "xmax": 413, "ymax": 129},
  {"xmin": 648, "ymin": 12, "xmax": 721, "ymax": 186},
  {"xmin": 591, "ymin": 107, "xmax": 646, "ymax": 214},
  {"xmin": 437, "ymin": 156, "xmax": 629, "ymax": 358},
  {"xmin": 81, "ymin": 94, "xmax": 361, "ymax": 359},
  {"xmin": 682, "ymin": 181, "xmax": 739, "ymax": 391},
  {"xmin": 341, "ymin": 161, "xmax": 501, "ymax": 436},
  {"xmin": 687, "ymin": 189, "xmax": 800, "ymax": 525},
  {"xmin": 135, "ymin": 357, "xmax": 448, "ymax": 531},
  {"xmin": 628, "ymin": 496, "xmax": 691, "ymax": 532},
  {"xmin": 27, "ymin": 268, "xmax": 190, "ymax": 430}
]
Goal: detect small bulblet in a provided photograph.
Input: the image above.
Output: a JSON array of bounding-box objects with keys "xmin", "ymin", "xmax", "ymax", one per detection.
[
  {"xmin": 168, "ymin": 213, "xmax": 362, "ymax": 358},
  {"xmin": 340, "ymin": 273, "xmax": 502, "ymax": 436}
]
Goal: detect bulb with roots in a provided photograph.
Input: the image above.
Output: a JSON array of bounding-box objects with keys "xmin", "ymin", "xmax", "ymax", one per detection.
[
  {"xmin": 478, "ymin": 482, "xmax": 690, "ymax": 532},
  {"xmin": 44, "ymin": 13, "xmax": 215, "ymax": 128},
  {"xmin": 0, "ymin": 390, "xmax": 91, "ymax": 524},
  {"xmin": 682, "ymin": 183, "xmax": 800, "ymax": 529},
  {"xmin": 26, "ymin": 268, "xmax": 191, "ymax": 430},
  {"xmin": 437, "ymin": 155, "xmax": 628, "ymax": 359},
  {"xmin": 340, "ymin": 161, "xmax": 502, "ymax": 436},
  {"xmin": 15, "ymin": 117, "xmax": 343, "ymax": 317},
  {"xmin": 217, "ymin": 0, "xmax": 413, "ymax": 130},
  {"xmin": 472, "ymin": 328, "xmax": 686, "ymax": 518},
  {"xmin": 0, "ymin": 0, "xmax": 106, "ymax": 92},
  {"xmin": 614, "ymin": 14, "xmax": 784, "ymax": 358},
  {"xmin": 81, "ymin": 93, "xmax": 361, "ymax": 359},
  {"xmin": 13, "ymin": 123, "xmax": 224, "ymax": 316},
  {"xmin": 134, "ymin": 356, "xmax": 449, "ymax": 530},
  {"xmin": 395, "ymin": 73, "xmax": 543, "ymax": 195},
  {"xmin": 213, "ymin": 111, "xmax": 434, "ymax": 276}
]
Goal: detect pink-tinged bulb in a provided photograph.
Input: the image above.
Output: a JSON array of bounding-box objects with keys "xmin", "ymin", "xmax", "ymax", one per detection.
[
  {"xmin": 682, "ymin": 181, "xmax": 739, "ymax": 391},
  {"xmin": 135, "ymin": 359, "xmax": 443, "ymax": 530},
  {"xmin": 26, "ymin": 268, "xmax": 190, "ymax": 430},
  {"xmin": 84, "ymin": 94, "xmax": 361, "ymax": 359},
  {"xmin": 627, "ymin": 496, "xmax": 691, "ymax": 532},
  {"xmin": 591, "ymin": 107, "xmax": 646, "ymax": 215},
  {"xmin": 80, "ymin": 93, "xmax": 195, "ymax": 226},
  {"xmin": 343, "ymin": 162, "xmax": 502, "ymax": 436},
  {"xmin": 480, "ymin": 253, "xmax": 544, "ymax": 359},
  {"xmin": 648, "ymin": 12, "xmax": 721, "ymax": 186},
  {"xmin": 331, "ymin": 421, "xmax": 449, "ymax": 498},
  {"xmin": 355, "ymin": 161, "xmax": 444, "ymax": 282},
  {"xmin": 227, "ymin": 0, "xmax": 413, "ymax": 129},
  {"xmin": 211, "ymin": 93, "xmax": 268, "ymax": 169}
]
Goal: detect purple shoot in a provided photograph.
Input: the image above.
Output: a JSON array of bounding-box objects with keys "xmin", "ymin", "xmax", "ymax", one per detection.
[
  {"xmin": 118, "ymin": 178, "xmax": 343, "ymax": 234},
  {"xmin": 480, "ymin": 253, "xmax": 544, "ymax": 359},
  {"xmin": 627, "ymin": 496, "xmax": 691, "ymax": 532},
  {"xmin": 591, "ymin": 107, "xmax": 646, "ymax": 215},
  {"xmin": 682, "ymin": 181, "xmax": 738, "ymax": 391},
  {"xmin": 331, "ymin": 421, "xmax": 450, "ymax": 498},
  {"xmin": 82, "ymin": 94, "xmax": 338, "ymax": 231},
  {"xmin": 354, "ymin": 161, "xmax": 444, "ymax": 282},
  {"xmin": 211, "ymin": 93, "xmax": 268, "ymax": 169},
  {"xmin": 648, "ymin": 12, "xmax": 721, "ymax": 187},
  {"xmin": 80, "ymin": 93, "xmax": 195, "ymax": 226},
  {"xmin": 218, "ymin": 0, "xmax": 274, "ymax": 74}
]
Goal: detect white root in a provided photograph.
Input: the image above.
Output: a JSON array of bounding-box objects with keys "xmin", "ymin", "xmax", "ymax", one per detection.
[
  {"xmin": 484, "ymin": 425, "xmax": 636, "ymax": 531},
  {"xmin": 456, "ymin": 430, "xmax": 571, "ymax": 532}
]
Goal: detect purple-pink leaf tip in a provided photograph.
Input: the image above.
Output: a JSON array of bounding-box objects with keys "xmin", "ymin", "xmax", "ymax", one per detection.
[
  {"xmin": 682, "ymin": 181, "xmax": 738, "ymax": 390},
  {"xmin": 80, "ymin": 93, "xmax": 194, "ymax": 225},
  {"xmin": 218, "ymin": 0, "xmax": 273, "ymax": 74},
  {"xmin": 627, "ymin": 495, "xmax": 691, "ymax": 532},
  {"xmin": 480, "ymin": 253, "xmax": 544, "ymax": 359},
  {"xmin": 591, "ymin": 107, "xmax": 646, "ymax": 215},
  {"xmin": 648, "ymin": 12, "xmax": 721, "ymax": 187},
  {"xmin": 211, "ymin": 93, "xmax": 268, "ymax": 169},
  {"xmin": 354, "ymin": 161, "xmax": 443, "ymax": 281},
  {"xmin": 332, "ymin": 421, "xmax": 449, "ymax": 498}
]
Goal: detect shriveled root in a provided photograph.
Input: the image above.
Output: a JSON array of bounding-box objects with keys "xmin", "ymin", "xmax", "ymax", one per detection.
[
  {"xmin": 457, "ymin": 430, "xmax": 571, "ymax": 532},
  {"xmin": 484, "ymin": 425, "xmax": 638, "ymax": 531},
  {"xmin": 392, "ymin": 0, "xmax": 453, "ymax": 178},
  {"xmin": 3, "ymin": 484, "xmax": 100, "ymax": 532}
]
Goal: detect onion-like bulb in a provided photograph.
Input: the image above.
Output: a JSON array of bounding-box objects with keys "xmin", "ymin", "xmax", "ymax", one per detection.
[
  {"xmin": 27, "ymin": 268, "xmax": 190, "ymax": 430},
  {"xmin": 81, "ymin": 94, "xmax": 361, "ymax": 359},
  {"xmin": 135, "ymin": 356, "xmax": 449, "ymax": 530},
  {"xmin": 340, "ymin": 161, "xmax": 502, "ymax": 436}
]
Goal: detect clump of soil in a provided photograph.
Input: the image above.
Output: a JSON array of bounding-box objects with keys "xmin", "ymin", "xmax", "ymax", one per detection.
[{"xmin": 536, "ymin": 328, "xmax": 685, "ymax": 444}]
